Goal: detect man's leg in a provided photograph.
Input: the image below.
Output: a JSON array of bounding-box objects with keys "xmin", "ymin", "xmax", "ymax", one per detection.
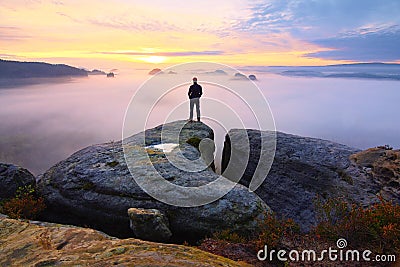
[
  {"xmin": 195, "ymin": 98, "xmax": 200, "ymax": 122},
  {"xmin": 189, "ymin": 98, "xmax": 194, "ymax": 121}
]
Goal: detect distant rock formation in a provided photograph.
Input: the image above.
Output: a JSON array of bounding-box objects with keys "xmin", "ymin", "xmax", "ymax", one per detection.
[
  {"xmin": 37, "ymin": 121, "xmax": 269, "ymax": 241},
  {"xmin": 106, "ymin": 72, "xmax": 115, "ymax": 77},
  {"xmin": 221, "ymin": 130, "xmax": 392, "ymax": 231},
  {"xmin": 205, "ymin": 69, "xmax": 228, "ymax": 75},
  {"xmin": 0, "ymin": 215, "xmax": 248, "ymax": 267},
  {"xmin": 271, "ymin": 63, "xmax": 400, "ymax": 81},
  {"xmin": 88, "ymin": 69, "xmax": 106, "ymax": 75},
  {"xmin": 248, "ymin": 74, "xmax": 257, "ymax": 80},
  {"xmin": 149, "ymin": 68, "xmax": 162, "ymax": 75},
  {"xmin": 0, "ymin": 163, "xmax": 36, "ymax": 201},
  {"xmin": 0, "ymin": 59, "xmax": 88, "ymax": 79},
  {"xmin": 233, "ymin": 73, "xmax": 247, "ymax": 79}
]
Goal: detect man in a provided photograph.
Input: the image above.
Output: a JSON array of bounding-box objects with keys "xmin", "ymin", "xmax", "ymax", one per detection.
[{"xmin": 188, "ymin": 77, "xmax": 202, "ymax": 122}]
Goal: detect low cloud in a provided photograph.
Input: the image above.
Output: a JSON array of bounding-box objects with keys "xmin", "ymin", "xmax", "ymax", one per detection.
[
  {"xmin": 97, "ymin": 50, "xmax": 225, "ymax": 57},
  {"xmin": 0, "ymin": 26, "xmax": 31, "ymax": 41},
  {"xmin": 56, "ymin": 10, "xmax": 182, "ymax": 33},
  {"xmin": 0, "ymin": 53, "xmax": 18, "ymax": 59},
  {"xmin": 87, "ymin": 16, "xmax": 181, "ymax": 32}
]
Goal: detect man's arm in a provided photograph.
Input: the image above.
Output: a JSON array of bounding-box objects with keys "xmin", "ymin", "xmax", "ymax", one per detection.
[
  {"xmin": 188, "ymin": 85, "xmax": 192, "ymax": 97},
  {"xmin": 199, "ymin": 85, "xmax": 203, "ymax": 97}
]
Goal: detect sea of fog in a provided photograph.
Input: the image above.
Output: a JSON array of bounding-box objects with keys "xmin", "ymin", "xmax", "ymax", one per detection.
[{"xmin": 0, "ymin": 70, "xmax": 399, "ymax": 175}]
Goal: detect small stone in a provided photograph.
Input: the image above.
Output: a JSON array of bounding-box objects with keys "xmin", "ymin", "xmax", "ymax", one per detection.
[{"xmin": 128, "ymin": 208, "xmax": 172, "ymax": 242}]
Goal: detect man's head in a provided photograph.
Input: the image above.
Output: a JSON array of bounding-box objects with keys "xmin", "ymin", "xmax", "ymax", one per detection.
[{"xmin": 192, "ymin": 77, "xmax": 198, "ymax": 83}]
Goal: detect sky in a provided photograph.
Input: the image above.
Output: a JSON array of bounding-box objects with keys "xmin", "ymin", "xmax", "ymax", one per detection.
[{"xmin": 1, "ymin": 0, "xmax": 400, "ymax": 69}]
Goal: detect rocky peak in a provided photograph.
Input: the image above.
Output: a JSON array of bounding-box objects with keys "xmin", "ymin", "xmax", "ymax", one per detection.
[{"xmin": 36, "ymin": 120, "xmax": 269, "ymax": 241}]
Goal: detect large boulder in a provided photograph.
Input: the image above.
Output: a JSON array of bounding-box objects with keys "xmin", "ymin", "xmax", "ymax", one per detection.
[
  {"xmin": 0, "ymin": 163, "xmax": 36, "ymax": 200},
  {"xmin": 0, "ymin": 215, "xmax": 250, "ymax": 267},
  {"xmin": 37, "ymin": 121, "xmax": 269, "ymax": 241},
  {"xmin": 221, "ymin": 130, "xmax": 383, "ymax": 231}
]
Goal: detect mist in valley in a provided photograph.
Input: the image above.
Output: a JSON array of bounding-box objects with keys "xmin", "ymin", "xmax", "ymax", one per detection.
[{"xmin": 1, "ymin": 70, "xmax": 399, "ymax": 176}]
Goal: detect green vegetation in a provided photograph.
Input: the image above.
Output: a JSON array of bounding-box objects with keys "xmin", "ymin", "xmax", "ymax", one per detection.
[
  {"xmin": 186, "ymin": 137, "xmax": 202, "ymax": 149},
  {"xmin": 106, "ymin": 161, "xmax": 119, "ymax": 167},
  {"xmin": 212, "ymin": 229, "xmax": 247, "ymax": 244},
  {"xmin": 81, "ymin": 181, "xmax": 95, "ymax": 190},
  {"xmin": 0, "ymin": 185, "xmax": 46, "ymax": 220}
]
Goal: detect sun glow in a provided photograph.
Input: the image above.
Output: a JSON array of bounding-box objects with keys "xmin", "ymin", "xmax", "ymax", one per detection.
[{"xmin": 139, "ymin": 56, "xmax": 168, "ymax": 64}]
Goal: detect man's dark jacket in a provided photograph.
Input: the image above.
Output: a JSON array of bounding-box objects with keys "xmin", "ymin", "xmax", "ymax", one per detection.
[{"xmin": 188, "ymin": 83, "xmax": 202, "ymax": 99}]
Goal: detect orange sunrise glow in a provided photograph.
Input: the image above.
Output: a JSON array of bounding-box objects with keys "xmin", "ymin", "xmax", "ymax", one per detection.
[{"xmin": 0, "ymin": 0, "xmax": 365, "ymax": 70}]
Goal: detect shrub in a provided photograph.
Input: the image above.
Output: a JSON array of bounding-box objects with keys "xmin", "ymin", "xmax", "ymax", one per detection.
[
  {"xmin": 200, "ymin": 197, "xmax": 399, "ymax": 265},
  {"xmin": 206, "ymin": 213, "xmax": 300, "ymax": 250},
  {"xmin": 254, "ymin": 213, "xmax": 300, "ymax": 250},
  {"xmin": 212, "ymin": 229, "xmax": 248, "ymax": 244},
  {"xmin": 0, "ymin": 185, "xmax": 46, "ymax": 220},
  {"xmin": 202, "ymin": 214, "xmax": 300, "ymax": 266},
  {"xmin": 313, "ymin": 196, "xmax": 351, "ymax": 239},
  {"xmin": 313, "ymin": 196, "xmax": 400, "ymax": 254}
]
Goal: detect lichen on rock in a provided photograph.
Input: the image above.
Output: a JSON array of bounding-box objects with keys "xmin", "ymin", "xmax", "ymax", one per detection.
[{"xmin": 0, "ymin": 215, "xmax": 250, "ymax": 266}]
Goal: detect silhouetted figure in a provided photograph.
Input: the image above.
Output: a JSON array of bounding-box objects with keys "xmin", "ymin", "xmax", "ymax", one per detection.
[{"xmin": 188, "ymin": 77, "xmax": 202, "ymax": 122}]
